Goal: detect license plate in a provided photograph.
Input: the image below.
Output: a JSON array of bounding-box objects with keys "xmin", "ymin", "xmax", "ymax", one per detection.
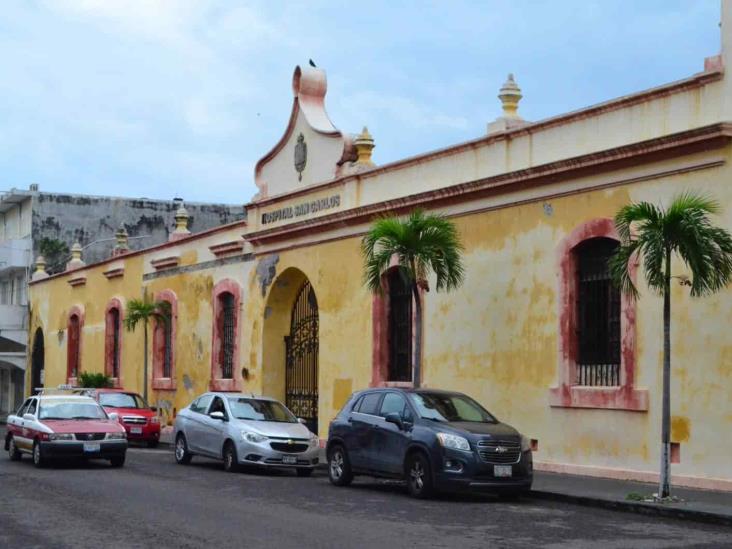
[
  {"xmin": 83, "ymin": 443, "xmax": 101, "ymax": 453},
  {"xmin": 494, "ymin": 465, "xmax": 512, "ymax": 477},
  {"xmin": 282, "ymin": 455, "xmax": 297, "ymax": 464},
  {"xmin": 130, "ymin": 427, "xmax": 142, "ymax": 435}
]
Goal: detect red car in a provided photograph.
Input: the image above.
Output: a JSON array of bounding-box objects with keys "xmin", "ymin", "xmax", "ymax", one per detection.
[
  {"xmin": 83, "ymin": 389, "xmax": 161, "ymax": 448},
  {"xmin": 5, "ymin": 393, "xmax": 127, "ymax": 467}
]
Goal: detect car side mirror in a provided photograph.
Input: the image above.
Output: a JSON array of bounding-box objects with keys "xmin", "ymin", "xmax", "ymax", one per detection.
[
  {"xmin": 385, "ymin": 412, "xmax": 404, "ymax": 430},
  {"xmin": 108, "ymin": 412, "xmax": 119, "ymax": 421},
  {"xmin": 23, "ymin": 413, "xmax": 35, "ymax": 421},
  {"xmin": 209, "ymin": 411, "xmax": 226, "ymax": 421},
  {"xmin": 297, "ymin": 418, "xmax": 307, "ymax": 425}
]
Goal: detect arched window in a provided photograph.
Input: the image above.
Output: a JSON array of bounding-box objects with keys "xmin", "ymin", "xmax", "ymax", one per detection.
[
  {"xmin": 152, "ymin": 291, "xmax": 177, "ymax": 391},
  {"xmin": 388, "ymin": 269, "xmax": 413, "ymax": 382},
  {"xmin": 550, "ymin": 218, "xmax": 647, "ymax": 411},
  {"xmin": 210, "ymin": 280, "xmax": 241, "ymax": 392},
  {"xmin": 575, "ymin": 238, "xmax": 621, "ymax": 386},
  {"xmin": 105, "ymin": 300, "xmax": 123, "ymax": 384},
  {"xmin": 67, "ymin": 307, "xmax": 83, "ymax": 382}
]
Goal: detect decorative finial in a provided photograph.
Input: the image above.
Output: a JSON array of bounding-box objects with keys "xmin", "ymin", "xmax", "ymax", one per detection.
[
  {"xmin": 498, "ymin": 73, "xmax": 522, "ymax": 118},
  {"xmin": 113, "ymin": 224, "xmax": 130, "ymax": 257},
  {"xmin": 354, "ymin": 126, "xmax": 375, "ymax": 166},
  {"xmin": 66, "ymin": 241, "xmax": 86, "ymax": 271},
  {"xmin": 170, "ymin": 203, "xmax": 191, "ymax": 241},
  {"xmin": 32, "ymin": 255, "xmax": 49, "ymax": 281}
]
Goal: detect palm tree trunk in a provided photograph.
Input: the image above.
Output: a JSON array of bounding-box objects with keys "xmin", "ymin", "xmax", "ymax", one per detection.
[
  {"xmin": 412, "ymin": 282, "xmax": 422, "ymax": 389},
  {"xmin": 143, "ymin": 319, "xmax": 149, "ymax": 403},
  {"xmin": 659, "ymin": 246, "xmax": 672, "ymax": 498}
]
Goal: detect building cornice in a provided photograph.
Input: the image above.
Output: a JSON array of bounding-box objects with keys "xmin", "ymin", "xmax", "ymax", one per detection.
[
  {"xmin": 248, "ymin": 69, "xmax": 723, "ymax": 210},
  {"xmin": 245, "ymin": 122, "xmax": 732, "ymax": 247}
]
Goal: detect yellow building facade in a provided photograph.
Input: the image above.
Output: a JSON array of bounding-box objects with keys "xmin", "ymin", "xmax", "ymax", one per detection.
[{"xmin": 28, "ymin": 5, "xmax": 732, "ymax": 490}]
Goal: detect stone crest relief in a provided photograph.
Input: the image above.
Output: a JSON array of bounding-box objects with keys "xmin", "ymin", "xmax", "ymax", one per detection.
[{"xmin": 294, "ymin": 133, "xmax": 307, "ymax": 181}]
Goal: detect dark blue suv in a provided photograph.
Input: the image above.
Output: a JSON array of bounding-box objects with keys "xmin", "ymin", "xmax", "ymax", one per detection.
[{"xmin": 326, "ymin": 388, "xmax": 533, "ymax": 498}]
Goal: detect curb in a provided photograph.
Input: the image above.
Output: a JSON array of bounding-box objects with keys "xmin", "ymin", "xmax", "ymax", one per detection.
[{"xmin": 529, "ymin": 490, "xmax": 732, "ymax": 527}]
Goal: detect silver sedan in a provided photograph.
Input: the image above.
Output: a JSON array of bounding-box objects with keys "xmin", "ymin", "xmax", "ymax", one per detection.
[{"xmin": 173, "ymin": 392, "xmax": 320, "ymax": 476}]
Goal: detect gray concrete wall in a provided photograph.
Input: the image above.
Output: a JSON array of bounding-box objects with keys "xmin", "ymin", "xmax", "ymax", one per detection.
[{"xmin": 31, "ymin": 193, "xmax": 245, "ymax": 271}]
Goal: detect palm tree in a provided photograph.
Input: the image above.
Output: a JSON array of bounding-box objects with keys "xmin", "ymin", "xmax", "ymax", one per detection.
[
  {"xmin": 610, "ymin": 192, "xmax": 732, "ymax": 499},
  {"xmin": 124, "ymin": 293, "xmax": 171, "ymax": 403},
  {"xmin": 362, "ymin": 209, "xmax": 465, "ymax": 388}
]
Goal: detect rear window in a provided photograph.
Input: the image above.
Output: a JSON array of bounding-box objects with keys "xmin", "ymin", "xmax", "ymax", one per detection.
[{"xmin": 356, "ymin": 393, "xmax": 382, "ymax": 416}]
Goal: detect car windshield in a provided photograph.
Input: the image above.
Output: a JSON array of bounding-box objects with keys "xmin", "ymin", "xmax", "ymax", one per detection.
[
  {"xmin": 99, "ymin": 392, "xmax": 146, "ymax": 409},
  {"xmin": 39, "ymin": 399, "xmax": 108, "ymax": 420},
  {"xmin": 409, "ymin": 392, "xmax": 497, "ymax": 424},
  {"xmin": 227, "ymin": 398, "xmax": 296, "ymax": 423}
]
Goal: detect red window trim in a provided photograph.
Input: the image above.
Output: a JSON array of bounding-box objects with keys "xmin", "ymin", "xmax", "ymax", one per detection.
[
  {"xmin": 210, "ymin": 279, "xmax": 242, "ymax": 392},
  {"xmin": 549, "ymin": 218, "xmax": 648, "ymax": 411},
  {"xmin": 104, "ymin": 298, "xmax": 123, "ymax": 388},
  {"xmin": 66, "ymin": 305, "xmax": 85, "ymax": 385},
  {"xmin": 371, "ymin": 263, "xmax": 424, "ymax": 389},
  {"xmin": 152, "ymin": 290, "xmax": 177, "ymax": 391}
]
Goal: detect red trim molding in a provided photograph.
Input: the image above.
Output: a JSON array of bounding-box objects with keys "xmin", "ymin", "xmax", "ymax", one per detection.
[
  {"xmin": 210, "ymin": 279, "xmax": 242, "ymax": 392},
  {"xmin": 104, "ymin": 298, "xmax": 124, "ymax": 388},
  {"xmin": 152, "ymin": 290, "xmax": 177, "ymax": 391},
  {"xmin": 151, "ymin": 256, "xmax": 180, "ymax": 270},
  {"xmin": 371, "ymin": 264, "xmax": 424, "ymax": 388},
  {"xmin": 209, "ymin": 240, "xmax": 245, "ymax": 258},
  {"xmin": 549, "ymin": 218, "xmax": 648, "ymax": 411},
  {"xmin": 67, "ymin": 305, "xmax": 85, "ymax": 384}
]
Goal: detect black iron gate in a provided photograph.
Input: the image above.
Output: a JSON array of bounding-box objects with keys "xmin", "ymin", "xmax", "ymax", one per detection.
[{"xmin": 285, "ymin": 281, "xmax": 319, "ymax": 434}]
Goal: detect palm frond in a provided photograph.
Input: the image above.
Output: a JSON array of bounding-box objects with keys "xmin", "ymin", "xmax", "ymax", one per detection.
[
  {"xmin": 614, "ymin": 201, "xmax": 662, "ymax": 243},
  {"xmin": 124, "ymin": 296, "xmax": 171, "ymax": 331},
  {"xmin": 609, "ymin": 240, "xmax": 640, "ymax": 299}
]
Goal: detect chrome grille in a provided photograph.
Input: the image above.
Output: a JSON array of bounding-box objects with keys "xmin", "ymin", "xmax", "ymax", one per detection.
[
  {"xmin": 270, "ymin": 442, "xmax": 309, "ymax": 453},
  {"xmin": 477, "ymin": 440, "xmax": 521, "ymax": 464},
  {"xmin": 122, "ymin": 416, "xmax": 147, "ymax": 425}
]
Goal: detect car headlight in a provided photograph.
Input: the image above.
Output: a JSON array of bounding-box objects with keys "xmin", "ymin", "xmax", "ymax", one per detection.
[
  {"xmin": 520, "ymin": 434, "xmax": 532, "ymax": 452},
  {"xmin": 436, "ymin": 432, "xmax": 471, "ymax": 452},
  {"xmin": 242, "ymin": 431, "xmax": 268, "ymax": 443},
  {"xmin": 309, "ymin": 432, "xmax": 319, "ymax": 447},
  {"xmin": 150, "ymin": 417, "xmax": 160, "ymax": 424},
  {"xmin": 106, "ymin": 432, "xmax": 127, "ymax": 440},
  {"xmin": 48, "ymin": 433, "xmax": 74, "ymax": 441}
]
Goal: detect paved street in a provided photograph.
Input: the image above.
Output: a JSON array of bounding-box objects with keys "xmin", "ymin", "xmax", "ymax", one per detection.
[{"xmin": 1, "ymin": 443, "xmax": 731, "ymax": 549}]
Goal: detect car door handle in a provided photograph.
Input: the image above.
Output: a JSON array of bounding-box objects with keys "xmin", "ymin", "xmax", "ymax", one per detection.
[{"xmin": 347, "ymin": 417, "xmax": 353, "ymax": 423}]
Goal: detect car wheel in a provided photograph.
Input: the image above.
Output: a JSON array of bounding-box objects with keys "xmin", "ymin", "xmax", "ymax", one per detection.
[
  {"xmin": 175, "ymin": 434, "xmax": 193, "ymax": 465},
  {"xmin": 223, "ymin": 441, "xmax": 239, "ymax": 473},
  {"xmin": 32, "ymin": 441, "xmax": 46, "ymax": 468},
  {"xmin": 110, "ymin": 455, "xmax": 126, "ymax": 468},
  {"xmin": 296, "ymin": 468, "xmax": 314, "ymax": 478},
  {"xmin": 147, "ymin": 440, "xmax": 159, "ymax": 449},
  {"xmin": 327, "ymin": 445, "xmax": 353, "ymax": 487},
  {"xmin": 406, "ymin": 452, "xmax": 434, "ymax": 499},
  {"xmin": 7, "ymin": 437, "xmax": 21, "ymax": 461}
]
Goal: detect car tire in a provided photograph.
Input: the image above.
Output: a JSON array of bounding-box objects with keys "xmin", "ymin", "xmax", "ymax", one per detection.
[
  {"xmin": 147, "ymin": 440, "xmax": 159, "ymax": 449},
  {"xmin": 296, "ymin": 467, "xmax": 314, "ymax": 478},
  {"xmin": 32, "ymin": 441, "xmax": 46, "ymax": 469},
  {"xmin": 174, "ymin": 433, "xmax": 193, "ymax": 465},
  {"xmin": 223, "ymin": 441, "xmax": 239, "ymax": 473},
  {"xmin": 110, "ymin": 455, "xmax": 126, "ymax": 468},
  {"xmin": 327, "ymin": 445, "xmax": 353, "ymax": 487},
  {"xmin": 406, "ymin": 452, "xmax": 434, "ymax": 499},
  {"xmin": 7, "ymin": 436, "xmax": 21, "ymax": 461}
]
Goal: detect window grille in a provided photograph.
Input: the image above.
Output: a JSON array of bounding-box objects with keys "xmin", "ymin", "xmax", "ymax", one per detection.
[
  {"xmin": 220, "ymin": 292, "xmax": 235, "ymax": 379},
  {"xmin": 68, "ymin": 315, "xmax": 80, "ymax": 378},
  {"xmin": 110, "ymin": 308, "xmax": 120, "ymax": 378},
  {"xmin": 576, "ymin": 238, "xmax": 621, "ymax": 386},
  {"xmin": 388, "ymin": 269, "xmax": 413, "ymax": 382}
]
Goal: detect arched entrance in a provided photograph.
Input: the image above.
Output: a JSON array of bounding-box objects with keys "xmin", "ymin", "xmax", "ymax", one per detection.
[
  {"xmin": 285, "ymin": 281, "xmax": 319, "ymax": 434},
  {"xmin": 31, "ymin": 328, "xmax": 44, "ymax": 392},
  {"xmin": 261, "ymin": 268, "xmax": 320, "ymax": 434}
]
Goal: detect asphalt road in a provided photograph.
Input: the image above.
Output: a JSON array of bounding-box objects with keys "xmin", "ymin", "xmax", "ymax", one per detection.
[{"xmin": 1, "ymin": 443, "xmax": 731, "ymax": 549}]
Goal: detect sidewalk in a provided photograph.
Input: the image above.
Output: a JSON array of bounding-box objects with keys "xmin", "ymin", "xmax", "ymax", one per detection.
[{"xmin": 531, "ymin": 471, "xmax": 732, "ymax": 526}]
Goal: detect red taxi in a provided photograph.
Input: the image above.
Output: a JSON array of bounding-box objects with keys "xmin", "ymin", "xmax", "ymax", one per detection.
[
  {"xmin": 5, "ymin": 393, "xmax": 127, "ymax": 467},
  {"xmin": 83, "ymin": 389, "xmax": 161, "ymax": 447}
]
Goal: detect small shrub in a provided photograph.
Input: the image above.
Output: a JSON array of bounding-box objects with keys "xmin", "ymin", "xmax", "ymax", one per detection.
[
  {"xmin": 626, "ymin": 492, "xmax": 645, "ymax": 501},
  {"xmin": 77, "ymin": 371, "xmax": 113, "ymax": 388}
]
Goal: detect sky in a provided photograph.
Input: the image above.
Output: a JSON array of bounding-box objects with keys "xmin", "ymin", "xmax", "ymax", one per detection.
[{"xmin": 0, "ymin": 0, "xmax": 722, "ymax": 205}]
